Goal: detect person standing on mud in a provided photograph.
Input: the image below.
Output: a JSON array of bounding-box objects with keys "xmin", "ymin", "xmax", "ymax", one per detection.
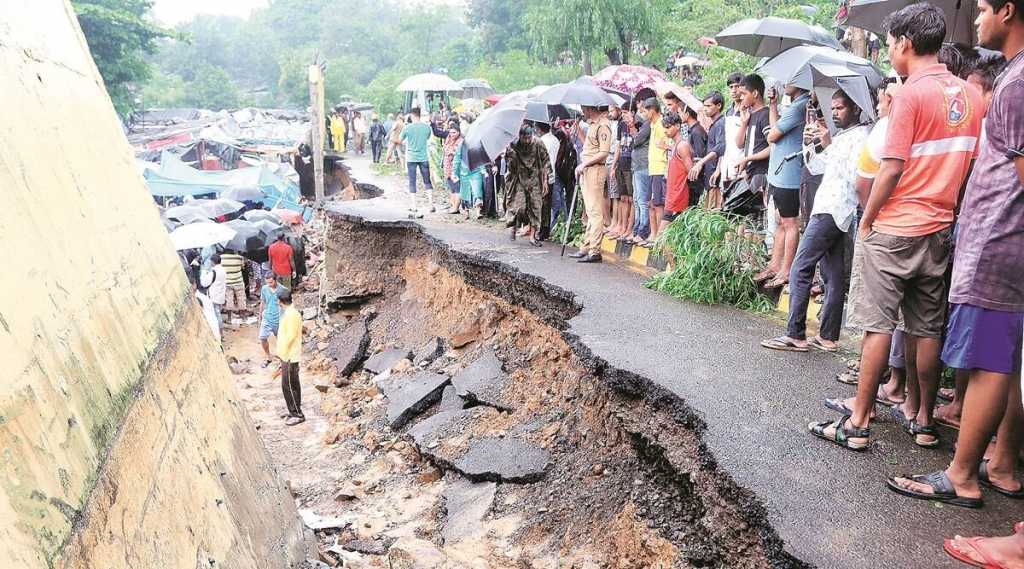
[
  {"xmin": 276, "ymin": 291, "xmax": 304, "ymax": 425},
  {"xmin": 504, "ymin": 123, "xmax": 549, "ymax": 247},
  {"xmin": 258, "ymin": 273, "xmax": 288, "ymax": 367}
]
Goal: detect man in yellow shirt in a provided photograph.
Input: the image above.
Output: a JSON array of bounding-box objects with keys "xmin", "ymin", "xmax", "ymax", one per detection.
[
  {"xmin": 275, "ymin": 291, "xmax": 304, "ymax": 425},
  {"xmin": 644, "ymin": 98, "xmax": 670, "ymax": 242},
  {"xmin": 571, "ymin": 105, "xmax": 612, "ymax": 263},
  {"xmin": 330, "ymin": 110, "xmax": 347, "ymax": 153}
]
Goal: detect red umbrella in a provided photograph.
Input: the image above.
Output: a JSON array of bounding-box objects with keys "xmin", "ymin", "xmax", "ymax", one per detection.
[
  {"xmin": 271, "ymin": 208, "xmax": 304, "ymax": 225},
  {"xmin": 592, "ymin": 65, "xmax": 667, "ymax": 96},
  {"xmin": 484, "ymin": 94, "xmax": 503, "ymax": 107}
]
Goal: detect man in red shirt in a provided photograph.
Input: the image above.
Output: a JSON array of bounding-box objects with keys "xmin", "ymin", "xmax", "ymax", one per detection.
[
  {"xmin": 809, "ymin": 3, "xmax": 983, "ymax": 452},
  {"xmin": 662, "ymin": 112, "xmax": 693, "ymax": 220},
  {"xmin": 268, "ymin": 234, "xmax": 295, "ymax": 290}
]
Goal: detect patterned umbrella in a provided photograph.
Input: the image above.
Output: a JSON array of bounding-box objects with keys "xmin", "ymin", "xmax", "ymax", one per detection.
[{"xmin": 592, "ymin": 65, "xmax": 667, "ymax": 95}]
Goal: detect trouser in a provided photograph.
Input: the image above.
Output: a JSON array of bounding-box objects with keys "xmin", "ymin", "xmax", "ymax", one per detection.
[
  {"xmin": 549, "ymin": 177, "xmax": 566, "ymax": 228},
  {"xmin": 406, "ymin": 161, "xmax": 433, "ymax": 210},
  {"xmin": 631, "ymin": 168, "xmax": 650, "ymax": 239},
  {"xmin": 787, "ymin": 214, "xmax": 847, "ymax": 341},
  {"xmin": 371, "ymin": 140, "xmax": 383, "ymax": 162},
  {"xmin": 580, "ymin": 166, "xmax": 608, "ymax": 253},
  {"xmin": 225, "ymin": 284, "xmax": 246, "ymax": 312},
  {"xmin": 281, "ymin": 361, "xmax": 303, "ymax": 417},
  {"xmin": 356, "ymin": 133, "xmax": 366, "ymax": 153},
  {"xmin": 540, "ymin": 184, "xmax": 553, "ymax": 240},
  {"xmin": 687, "ymin": 179, "xmax": 705, "ymax": 208},
  {"xmin": 213, "ymin": 302, "xmax": 224, "ymax": 334}
]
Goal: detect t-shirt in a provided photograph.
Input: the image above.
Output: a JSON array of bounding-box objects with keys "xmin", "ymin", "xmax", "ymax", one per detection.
[
  {"xmin": 401, "ymin": 121, "xmax": 432, "ymax": 163},
  {"xmin": 631, "ymin": 119, "xmax": 651, "ymax": 172},
  {"xmin": 540, "ymin": 132, "xmax": 560, "ymax": 184},
  {"xmin": 276, "ymin": 305, "xmax": 303, "ymax": 363},
  {"xmin": 268, "ymin": 240, "xmax": 294, "ymax": 277},
  {"xmin": 767, "ymin": 94, "xmax": 808, "ymax": 189},
  {"xmin": 605, "ymin": 120, "xmax": 622, "ymax": 165},
  {"xmin": 949, "ymin": 51, "xmax": 1024, "ymax": 310},
  {"xmin": 582, "ymin": 117, "xmax": 612, "ymax": 168},
  {"xmin": 721, "ymin": 106, "xmax": 744, "ymax": 182},
  {"xmin": 260, "ymin": 284, "xmax": 289, "ymax": 323},
  {"xmin": 618, "ymin": 124, "xmax": 634, "ymax": 170},
  {"xmin": 221, "ymin": 253, "xmax": 245, "ymax": 287},
  {"xmin": 648, "ymin": 116, "xmax": 669, "ymax": 176},
  {"xmin": 856, "ymin": 117, "xmax": 890, "ymax": 179},
  {"xmin": 874, "ymin": 64, "xmax": 984, "ymax": 237},
  {"xmin": 744, "ymin": 107, "xmax": 771, "ymax": 177}
]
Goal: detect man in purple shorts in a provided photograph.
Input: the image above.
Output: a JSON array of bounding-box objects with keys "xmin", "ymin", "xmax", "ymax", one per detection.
[{"xmin": 887, "ymin": 0, "xmax": 1024, "ymax": 511}]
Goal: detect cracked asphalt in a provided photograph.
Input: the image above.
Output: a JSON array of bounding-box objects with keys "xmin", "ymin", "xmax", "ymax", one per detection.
[{"xmin": 327, "ymin": 155, "xmax": 1019, "ymax": 569}]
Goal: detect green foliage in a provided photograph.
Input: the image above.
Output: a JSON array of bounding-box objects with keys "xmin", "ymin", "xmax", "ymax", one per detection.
[
  {"xmin": 466, "ymin": 51, "xmax": 579, "ymax": 94},
  {"xmin": 183, "ymin": 63, "xmax": 240, "ymax": 110},
  {"xmin": 645, "ymin": 207, "xmax": 773, "ymax": 312},
  {"xmin": 551, "ymin": 192, "xmax": 585, "ymax": 247},
  {"xmin": 139, "ymin": 72, "xmax": 187, "ymax": 108},
  {"xmin": 696, "ymin": 48, "xmax": 757, "ymax": 100},
  {"xmin": 72, "ymin": 0, "xmax": 173, "ymax": 115}
]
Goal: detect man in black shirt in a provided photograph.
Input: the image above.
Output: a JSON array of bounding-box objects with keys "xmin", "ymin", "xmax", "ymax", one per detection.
[
  {"xmin": 735, "ymin": 74, "xmax": 771, "ymax": 189},
  {"xmin": 692, "ymin": 91, "xmax": 725, "ymax": 204},
  {"xmin": 683, "ymin": 106, "xmax": 707, "ymax": 207}
]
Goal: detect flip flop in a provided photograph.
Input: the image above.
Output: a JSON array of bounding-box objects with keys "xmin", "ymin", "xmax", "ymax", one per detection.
[
  {"xmin": 944, "ymin": 537, "xmax": 1010, "ymax": 568},
  {"xmin": 889, "ymin": 405, "xmax": 913, "ymax": 431},
  {"xmin": 764, "ymin": 277, "xmax": 789, "ymax": 289},
  {"xmin": 886, "ymin": 470, "xmax": 983, "ymax": 509},
  {"xmin": 938, "ymin": 387, "xmax": 956, "ymax": 402},
  {"xmin": 935, "ymin": 407, "xmax": 962, "ymax": 430},
  {"xmin": 875, "ymin": 391, "xmax": 905, "ymax": 407},
  {"xmin": 761, "ymin": 336, "xmax": 809, "ymax": 352},
  {"xmin": 754, "ymin": 270, "xmax": 776, "ymax": 284},
  {"xmin": 980, "ymin": 460, "xmax": 1024, "ymax": 499},
  {"xmin": 836, "ymin": 371, "xmax": 859, "ymax": 385},
  {"xmin": 808, "ymin": 337, "xmax": 839, "ymax": 353},
  {"xmin": 825, "ymin": 398, "xmax": 876, "ymax": 418}
]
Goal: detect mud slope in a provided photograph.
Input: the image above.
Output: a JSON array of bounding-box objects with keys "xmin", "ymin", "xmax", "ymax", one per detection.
[{"xmin": 319, "ymin": 212, "xmax": 809, "ymax": 569}]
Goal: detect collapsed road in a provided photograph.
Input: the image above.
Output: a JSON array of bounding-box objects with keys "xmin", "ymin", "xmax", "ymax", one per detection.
[{"xmin": 294, "ymin": 156, "xmax": 1022, "ymax": 569}]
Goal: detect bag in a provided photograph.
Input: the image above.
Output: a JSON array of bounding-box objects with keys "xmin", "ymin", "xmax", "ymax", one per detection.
[{"xmin": 721, "ymin": 176, "xmax": 764, "ymax": 217}]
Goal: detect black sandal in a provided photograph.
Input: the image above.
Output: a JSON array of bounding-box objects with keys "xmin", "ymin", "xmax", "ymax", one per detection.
[
  {"xmin": 808, "ymin": 415, "xmax": 870, "ymax": 451},
  {"xmin": 980, "ymin": 460, "xmax": 1024, "ymax": 498},
  {"xmin": 909, "ymin": 421, "xmax": 940, "ymax": 448},
  {"xmin": 886, "ymin": 470, "xmax": 983, "ymax": 508}
]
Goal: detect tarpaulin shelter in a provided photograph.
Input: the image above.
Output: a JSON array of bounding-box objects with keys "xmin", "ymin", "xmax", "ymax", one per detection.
[{"xmin": 143, "ymin": 152, "xmax": 307, "ymax": 217}]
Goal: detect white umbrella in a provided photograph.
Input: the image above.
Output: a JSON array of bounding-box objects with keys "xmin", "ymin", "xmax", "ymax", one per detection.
[
  {"xmin": 165, "ymin": 203, "xmax": 212, "ymax": 223},
  {"xmin": 716, "ymin": 17, "xmax": 841, "ymax": 57},
  {"xmin": 193, "ymin": 198, "xmax": 246, "ymax": 218},
  {"xmin": 396, "ymin": 73, "xmax": 463, "ymax": 92},
  {"xmin": 756, "ymin": 45, "xmax": 883, "ymax": 89},
  {"xmin": 169, "ymin": 222, "xmax": 236, "ymax": 251}
]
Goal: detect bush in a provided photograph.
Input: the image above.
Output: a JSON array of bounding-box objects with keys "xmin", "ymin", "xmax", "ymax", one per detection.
[
  {"xmin": 550, "ymin": 189, "xmax": 584, "ymax": 246},
  {"xmin": 644, "ymin": 207, "xmax": 773, "ymax": 312}
]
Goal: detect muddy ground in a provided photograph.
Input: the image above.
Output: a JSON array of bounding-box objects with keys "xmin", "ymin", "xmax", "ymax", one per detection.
[{"xmin": 223, "ymin": 212, "xmax": 807, "ymax": 569}]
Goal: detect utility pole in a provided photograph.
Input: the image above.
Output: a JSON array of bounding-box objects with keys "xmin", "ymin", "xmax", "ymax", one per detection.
[{"xmin": 308, "ymin": 60, "xmax": 326, "ymax": 204}]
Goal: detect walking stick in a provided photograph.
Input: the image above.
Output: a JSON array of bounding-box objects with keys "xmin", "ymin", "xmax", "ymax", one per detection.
[{"xmin": 560, "ymin": 176, "xmax": 581, "ymax": 257}]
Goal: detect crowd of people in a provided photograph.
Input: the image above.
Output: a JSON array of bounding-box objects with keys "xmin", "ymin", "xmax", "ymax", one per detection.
[{"xmin": 363, "ymin": 1, "xmax": 1024, "ymax": 563}]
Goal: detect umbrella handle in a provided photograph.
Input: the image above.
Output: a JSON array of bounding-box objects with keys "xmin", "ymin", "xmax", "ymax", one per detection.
[{"xmin": 560, "ymin": 176, "xmax": 581, "ymax": 257}]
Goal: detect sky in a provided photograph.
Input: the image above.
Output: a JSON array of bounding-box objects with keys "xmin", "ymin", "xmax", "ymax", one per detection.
[{"xmin": 152, "ymin": 0, "xmax": 269, "ymax": 25}]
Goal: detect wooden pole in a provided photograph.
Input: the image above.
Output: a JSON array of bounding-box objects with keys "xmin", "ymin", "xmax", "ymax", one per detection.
[{"xmin": 308, "ymin": 63, "xmax": 326, "ymax": 204}]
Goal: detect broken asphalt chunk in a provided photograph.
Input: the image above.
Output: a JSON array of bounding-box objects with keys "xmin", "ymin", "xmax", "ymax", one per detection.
[
  {"xmin": 413, "ymin": 336, "xmax": 446, "ymax": 367},
  {"xmin": 298, "ymin": 508, "xmax": 357, "ymax": 531},
  {"xmin": 451, "ymin": 349, "xmax": 513, "ymax": 411},
  {"xmin": 339, "ymin": 537, "xmax": 394, "ymax": 556},
  {"xmin": 454, "ymin": 438, "xmax": 551, "ymax": 484},
  {"xmin": 382, "ymin": 371, "xmax": 450, "ymax": 429},
  {"xmin": 326, "ymin": 319, "xmax": 370, "ymax": 377},
  {"xmin": 438, "ymin": 385, "xmax": 467, "ymax": 412},
  {"xmin": 442, "ymin": 479, "xmax": 496, "ymax": 544},
  {"xmin": 363, "ymin": 348, "xmax": 412, "ymax": 375}
]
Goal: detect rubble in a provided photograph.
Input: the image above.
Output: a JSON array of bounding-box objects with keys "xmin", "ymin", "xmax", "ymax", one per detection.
[
  {"xmin": 387, "ymin": 537, "xmax": 448, "ymax": 569},
  {"xmin": 441, "ymin": 479, "xmax": 497, "ymax": 543},
  {"xmin": 438, "ymin": 385, "xmax": 467, "ymax": 412},
  {"xmin": 451, "ymin": 348, "xmax": 513, "ymax": 411},
  {"xmin": 363, "ymin": 348, "xmax": 413, "ymax": 374},
  {"xmin": 453, "ymin": 438, "xmax": 551, "ymax": 484},
  {"xmin": 412, "ymin": 336, "xmax": 446, "ymax": 367},
  {"xmin": 380, "ymin": 371, "xmax": 451, "ymax": 429},
  {"xmin": 326, "ymin": 319, "xmax": 371, "ymax": 378},
  {"xmin": 299, "ymin": 509, "xmax": 357, "ymax": 531}
]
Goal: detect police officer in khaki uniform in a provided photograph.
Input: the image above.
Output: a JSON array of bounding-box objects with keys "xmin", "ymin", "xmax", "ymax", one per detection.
[{"xmin": 570, "ymin": 105, "xmax": 612, "ymax": 263}]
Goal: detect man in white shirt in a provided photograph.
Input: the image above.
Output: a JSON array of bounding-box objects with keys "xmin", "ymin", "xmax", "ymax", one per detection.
[
  {"xmin": 761, "ymin": 90, "xmax": 868, "ymax": 353},
  {"xmin": 711, "ymin": 72, "xmax": 746, "ymax": 191},
  {"xmin": 200, "ymin": 253, "xmax": 228, "ymax": 336},
  {"xmin": 538, "ymin": 122, "xmax": 561, "ymax": 228}
]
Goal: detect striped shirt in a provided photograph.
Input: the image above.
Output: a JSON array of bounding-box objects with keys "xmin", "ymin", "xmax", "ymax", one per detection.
[
  {"xmin": 873, "ymin": 64, "xmax": 983, "ymax": 237},
  {"xmin": 221, "ymin": 253, "xmax": 245, "ymax": 287}
]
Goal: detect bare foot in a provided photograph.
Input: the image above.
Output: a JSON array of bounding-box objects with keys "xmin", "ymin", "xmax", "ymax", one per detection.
[
  {"xmin": 946, "ymin": 531, "xmax": 1024, "ymax": 569},
  {"xmin": 934, "ymin": 403, "xmax": 962, "ymax": 429}
]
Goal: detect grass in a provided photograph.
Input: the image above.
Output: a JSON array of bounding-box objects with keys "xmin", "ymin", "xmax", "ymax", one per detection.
[
  {"xmin": 370, "ymin": 161, "xmax": 403, "ymax": 178},
  {"xmin": 551, "ymin": 197, "xmax": 585, "ymax": 247},
  {"xmin": 644, "ymin": 207, "xmax": 774, "ymax": 313}
]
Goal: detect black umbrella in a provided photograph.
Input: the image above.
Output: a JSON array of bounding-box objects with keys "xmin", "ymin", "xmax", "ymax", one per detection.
[
  {"xmin": 525, "ymin": 102, "xmax": 574, "ymax": 125},
  {"xmin": 844, "ymin": 0, "xmax": 978, "ymax": 46},
  {"xmin": 716, "ymin": 16, "xmax": 841, "ymax": 57},
  {"xmin": 223, "ymin": 219, "xmax": 268, "ymax": 253},
  {"xmin": 537, "ymin": 77, "xmax": 618, "ymax": 107},
  {"xmin": 464, "ymin": 95, "xmax": 529, "ymax": 171}
]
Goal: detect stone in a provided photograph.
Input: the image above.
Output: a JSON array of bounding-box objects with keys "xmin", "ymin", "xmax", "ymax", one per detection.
[
  {"xmin": 449, "ymin": 320, "xmax": 480, "ymax": 348},
  {"xmin": 441, "ymin": 479, "xmax": 497, "ymax": 544},
  {"xmin": 363, "ymin": 348, "xmax": 413, "ymax": 375},
  {"xmin": 392, "ymin": 358, "xmax": 413, "ymax": 373},
  {"xmin": 453, "ymin": 438, "xmax": 551, "ymax": 483},
  {"xmin": 340, "ymin": 538, "xmax": 394, "ymax": 556},
  {"xmin": 425, "ymin": 261, "xmax": 441, "ymax": 275},
  {"xmin": 387, "ymin": 537, "xmax": 447, "ymax": 569},
  {"xmin": 451, "ymin": 349, "xmax": 513, "ymax": 411},
  {"xmin": 227, "ymin": 361, "xmax": 250, "ymax": 375},
  {"xmin": 381, "ymin": 371, "xmax": 451, "ymax": 429},
  {"xmin": 302, "ymin": 306, "xmax": 319, "ymax": 320},
  {"xmin": 413, "ymin": 336, "xmax": 446, "ymax": 367},
  {"xmin": 298, "ymin": 509, "xmax": 357, "ymax": 531},
  {"xmin": 326, "ymin": 320, "xmax": 371, "ymax": 377},
  {"xmin": 322, "ymin": 423, "xmax": 358, "ymax": 445},
  {"xmin": 438, "ymin": 385, "xmax": 467, "ymax": 412},
  {"xmin": 417, "ymin": 466, "xmax": 442, "ymax": 484}
]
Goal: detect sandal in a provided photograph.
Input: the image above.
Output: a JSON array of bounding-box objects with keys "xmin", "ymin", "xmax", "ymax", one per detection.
[
  {"xmin": 761, "ymin": 336, "xmax": 808, "ymax": 352},
  {"xmin": 808, "ymin": 336, "xmax": 838, "ymax": 352},
  {"xmin": 835, "ymin": 371, "xmax": 859, "ymax": 385},
  {"xmin": 889, "ymin": 405, "xmax": 913, "ymax": 431},
  {"xmin": 944, "ymin": 536, "xmax": 1012, "ymax": 568},
  {"xmin": 754, "ymin": 270, "xmax": 776, "ymax": 283},
  {"xmin": 824, "ymin": 398, "xmax": 875, "ymax": 418},
  {"xmin": 980, "ymin": 459, "xmax": 1024, "ymax": 498},
  {"xmin": 874, "ymin": 391, "xmax": 905, "ymax": 407},
  {"xmin": 284, "ymin": 415, "xmax": 306, "ymax": 426},
  {"xmin": 764, "ymin": 276, "xmax": 789, "ymax": 289},
  {"xmin": 938, "ymin": 387, "xmax": 956, "ymax": 402},
  {"xmin": 910, "ymin": 421, "xmax": 940, "ymax": 448},
  {"xmin": 886, "ymin": 470, "xmax": 983, "ymax": 508},
  {"xmin": 935, "ymin": 404, "xmax": 962, "ymax": 430},
  {"xmin": 809, "ymin": 415, "xmax": 870, "ymax": 450}
]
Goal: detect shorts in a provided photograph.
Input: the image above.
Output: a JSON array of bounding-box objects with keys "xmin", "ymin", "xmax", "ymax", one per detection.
[
  {"xmin": 225, "ymin": 283, "xmax": 246, "ymax": 312},
  {"xmin": 662, "ymin": 211, "xmax": 679, "ymax": 222},
  {"xmin": 649, "ymin": 175, "xmax": 666, "ymax": 206},
  {"xmin": 605, "ymin": 165, "xmax": 620, "ymax": 198},
  {"xmin": 447, "ymin": 178, "xmax": 460, "ymax": 194},
  {"xmin": 615, "ymin": 166, "xmax": 633, "ymax": 198},
  {"xmin": 770, "ymin": 185, "xmax": 800, "ymax": 218},
  {"xmin": 258, "ymin": 318, "xmax": 279, "ymax": 340},
  {"xmin": 941, "ymin": 304, "xmax": 1024, "ymax": 375},
  {"xmin": 276, "ymin": 273, "xmax": 293, "ymax": 290},
  {"xmin": 846, "ymin": 227, "xmax": 951, "ymax": 338}
]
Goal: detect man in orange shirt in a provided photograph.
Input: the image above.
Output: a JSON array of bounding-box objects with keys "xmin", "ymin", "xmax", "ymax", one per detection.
[
  {"xmin": 268, "ymin": 234, "xmax": 295, "ymax": 290},
  {"xmin": 662, "ymin": 112, "xmax": 693, "ymax": 220},
  {"xmin": 810, "ymin": 3, "xmax": 983, "ymax": 451}
]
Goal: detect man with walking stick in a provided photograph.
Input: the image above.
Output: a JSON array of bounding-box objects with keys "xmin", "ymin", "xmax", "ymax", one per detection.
[{"xmin": 569, "ymin": 105, "xmax": 612, "ymax": 263}]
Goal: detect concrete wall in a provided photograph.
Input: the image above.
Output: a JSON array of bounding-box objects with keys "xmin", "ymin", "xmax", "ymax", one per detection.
[{"xmin": 0, "ymin": 2, "xmax": 304, "ymax": 567}]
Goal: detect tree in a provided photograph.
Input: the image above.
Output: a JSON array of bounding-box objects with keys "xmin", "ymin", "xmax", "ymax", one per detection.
[
  {"xmin": 183, "ymin": 63, "xmax": 240, "ymax": 110},
  {"xmin": 72, "ymin": 0, "xmax": 172, "ymax": 115},
  {"xmin": 466, "ymin": 0, "xmax": 529, "ymax": 54}
]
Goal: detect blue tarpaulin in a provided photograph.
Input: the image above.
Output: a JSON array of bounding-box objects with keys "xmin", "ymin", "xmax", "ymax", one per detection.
[{"xmin": 144, "ymin": 152, "xmax": 307, "ymax": 217}]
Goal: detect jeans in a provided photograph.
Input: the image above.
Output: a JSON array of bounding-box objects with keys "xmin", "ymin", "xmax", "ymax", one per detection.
[
  {"xmin": 787, "ymin": 214, "xmax": 847, "ymax": 342},
  {"xmin": 549, "ymin": 177, "xmax": 566, "ymax": 228},
  {"xmin": 407, "ymin": 161, "xmax": 431, "ymax": 194},
  {"xmin": 631, "ymin": 168, "xmax": 650, "ymax": 239},
  {"xmin": 371, "ymin": 140, "xmax": 383, "ymax": 162}
]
